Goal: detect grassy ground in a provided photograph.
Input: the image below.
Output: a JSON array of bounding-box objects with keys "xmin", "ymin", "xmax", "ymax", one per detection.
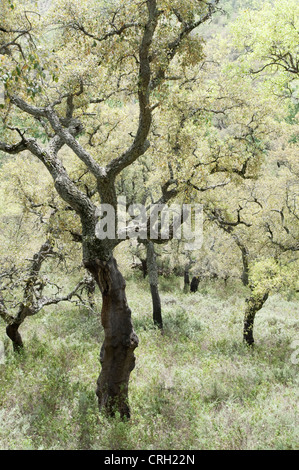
[{"xmin": 0, "ymin": 276, "xmax": 298, "ymax": 450}]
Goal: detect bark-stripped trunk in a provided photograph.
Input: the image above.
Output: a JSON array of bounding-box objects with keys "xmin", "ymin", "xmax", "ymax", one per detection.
[
  {"xmin": 190, "ymin": 276, "xmax": 200, "ymax": 293},
  {"xmin": 85, "ymin": 256, "xmax": 138, "ymax": 418},
  {"xmin": 146, "ymin": 241, "xmax": 163, "ymax": 329},
  {"xmin": 243, "ymin": 291, "xmax": 269, "ymax": 345},
  {"xmin": 6, "ymin": 321, "xmax": 24, "ymax": 351}
]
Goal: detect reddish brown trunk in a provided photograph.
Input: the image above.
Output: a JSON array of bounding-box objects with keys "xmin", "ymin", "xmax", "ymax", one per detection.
[{"xmin": 85, "ymin": 256, "xmax": 138, "ymax": 418}]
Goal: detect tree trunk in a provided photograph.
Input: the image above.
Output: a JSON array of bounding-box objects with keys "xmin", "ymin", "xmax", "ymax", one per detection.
[
  {"xmin": 240, "ymin": 246, "xmax": 249, "ymax": 286},
  {"xmin": 150, "ymin": 283, "xmax": 162, "ymax": 328},
  {"xmin": 85, "ymin": 274, "xmax": 96, "ymax": 314},
  {"xmin": 190, "ymin": 276, "xmax": 200, "ymax": 293},
  {"xmin": 146, "ymin": 241, "xmax": 163, "ymax": 329},
  {"xmin": 141, "ymin": 258, "xmax": 148, "ymax": 278},
  {"xmin": 183, "ymin": 270, "xmax": 190, "ymax": 293},
  {"xmin": 233, "ymin": 236, "xmax": 249, "ymax": 286},
  {"xmin": 243, "ymin": 291, "xmax": 269, "ymax": 345},
  {"xmin": 6, "ymin": 322, "xmax": 24, "ymax": 352},
  {"xmin": 5, "ymin": 304, "xmax": 31, "ymax": 352},
  {"xmin": 85, "ymin": 256, "xmax": 138, "ymax": 419}
]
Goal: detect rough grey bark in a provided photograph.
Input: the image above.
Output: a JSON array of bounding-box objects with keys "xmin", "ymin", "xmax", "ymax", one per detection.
[
  {"xmin": 243, "ymin": 291, "xmax": 269, "ymax": 345},
  {"xmin": 85, "ymin": 274, "xmax": 96, "ymax": 314},
  {"xmin": 235, "ymin": 238, "xmax": 250, "ymax": 286},
  {"xmin": 141, "ymin": 258, "xmax": 148, "ymax": 279}
]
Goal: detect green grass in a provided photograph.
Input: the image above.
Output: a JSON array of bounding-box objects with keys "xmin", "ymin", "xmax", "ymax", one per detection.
[{"xmin": 0, "ymin": 277, "xmax": 298, "ymax": 450}]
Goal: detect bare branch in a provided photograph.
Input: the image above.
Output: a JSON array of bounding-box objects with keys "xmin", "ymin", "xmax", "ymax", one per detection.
[{"xmin": 105, "ymin": 0, "xmax": 160, "ymax": 178}]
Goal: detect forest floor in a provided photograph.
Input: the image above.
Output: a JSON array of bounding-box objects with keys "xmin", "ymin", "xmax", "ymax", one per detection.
[{"xmin": 0, "ymin": 276, "xmax": 298, "ymax": 450}]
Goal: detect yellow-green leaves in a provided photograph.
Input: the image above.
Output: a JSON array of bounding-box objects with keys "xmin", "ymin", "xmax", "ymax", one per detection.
[
  {"xmin": 249, "ymin": 257, "xmax": 299, "ymax": 298},
  {"xmin": 231, "ymin": 0, "xmax": 299, "ymax": 97}
]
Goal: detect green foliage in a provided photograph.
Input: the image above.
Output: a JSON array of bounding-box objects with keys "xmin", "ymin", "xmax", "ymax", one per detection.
[
  {"xmin": 0, "ymin": 0, "xmax": 298, "ymax": 451},
  {"xmin": 231, "ymin": 0, "xmax": 299, "ymax": 96},
  {"xmin": 250, "ymin": 257, "xmax": 299, "ymax": 297}
]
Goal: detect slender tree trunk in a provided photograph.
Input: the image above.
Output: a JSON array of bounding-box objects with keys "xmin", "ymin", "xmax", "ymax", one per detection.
[
  {"xmin": 5, "ymin": 239, "xmax": 55, "ymax": 352},
  {"xmin": 150, "ymin": 283, "xmax": 162, "ymax": 327},
  {"xmin": 183, "ymin": 269, "xmax": 190, "ymax": 293},
  {"xmin": 243, "ymin": 291, "xmax": 269, "ymax": 345},
  {"xmin": 240, "ymin": 246, "xmax": 249, "ymax": 286},
  {"xmin": 85, "ymin": 255, "xmax": 138, "ymax": 418},
  {"xmin": 141, "ymin": 258, "xmax": 147, "ymax": 279},
  {"xmin": 233, "ymin": 236, "xmax": 249, "ymax": 286},
  {"xmin": 146, "ymin": 241, "xmax": 163, "ymax": 329},
  {"xmin": 85, "ymin": 274, "xmax": 96, "ymax": 314}
]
